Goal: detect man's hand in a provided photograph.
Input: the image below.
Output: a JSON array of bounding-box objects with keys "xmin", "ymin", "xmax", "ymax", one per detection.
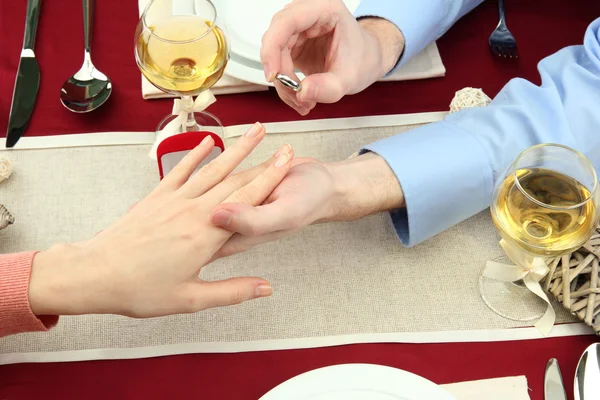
[
  {"xmin": 210, "ymin": 158, "xmax": 333, "ymax": 258},
  {"xmin": 211, "ymin": 153, "xmax": 405, "ymax": 259},
  {"xmin": 261, "ymin": 0, "xmax": 405, "ymax": 115}
]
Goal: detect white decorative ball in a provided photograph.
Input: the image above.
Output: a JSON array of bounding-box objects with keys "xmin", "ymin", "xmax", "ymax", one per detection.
[{"xmin": 449, "ymin": 87, "xmax": 492, "ymax": 113}]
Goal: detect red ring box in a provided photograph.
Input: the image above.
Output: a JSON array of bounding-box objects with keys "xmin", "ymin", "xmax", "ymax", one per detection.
[{"xmin": 156, "ymin": 131, "xmax": 225, "ymax": 180}]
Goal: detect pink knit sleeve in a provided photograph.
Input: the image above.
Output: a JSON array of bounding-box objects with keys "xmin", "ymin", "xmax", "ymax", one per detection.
[{"xmin": 0, "ymin": 251, "xmax": 59, "ymax": 337}]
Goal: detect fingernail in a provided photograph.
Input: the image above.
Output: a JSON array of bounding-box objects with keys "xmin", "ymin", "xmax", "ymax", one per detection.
[
  {"xmin": 274, "ymin": 144, "xmax": 291, "ymax": 158},
  {"xmin": 298, "ymin": 107, "xmax": 309, "ymax": 116},
  {"xmin": 296, "ymin": 81, "xmax": 319, "ymax": 102},
  {"xmin": 275, "ymin": 150, "xmax": 291, "ymax": 168},
  {"xmin": 263, "ymin": 65, "xmax": 276, "ymax": 82},
  {"xmin": 244, "ymin": 122, "xmax": 263, "ymax": 138},
  {"xmin": 255, "ymin": 284, "xmax": 273, "ymax": 298},
  {"xmin": 211, "ymin": 209, "xmax": 233, "ymax": 226},
  {"xmin": 200, "ymin": 135, "xmax": 213, "ymax": 146}
]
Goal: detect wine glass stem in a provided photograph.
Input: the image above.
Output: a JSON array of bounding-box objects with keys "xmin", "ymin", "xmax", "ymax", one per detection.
[{"xmin": 181, "ymin": 96, "xmax": 196, "ymax": 128}]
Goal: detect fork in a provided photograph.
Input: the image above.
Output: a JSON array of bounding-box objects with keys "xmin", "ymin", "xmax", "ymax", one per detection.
[{"xmin": 488, "ymin": 0, "xmax": 518, "ymax": 58}]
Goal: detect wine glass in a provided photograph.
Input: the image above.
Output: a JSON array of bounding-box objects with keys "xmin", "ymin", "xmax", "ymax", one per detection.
[
  {"xmin": 480, "ymin": 144, "xmax": 599, "ymax": 321},
  {"xmin": 135, "ymin": 0, "xmax": 229, "ymax": 135}
]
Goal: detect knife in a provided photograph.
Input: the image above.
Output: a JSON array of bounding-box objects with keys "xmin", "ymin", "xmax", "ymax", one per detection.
[
  {"xmin": 545, "ymin": 358, "xmax": 567, "ymax": 400},
  {"xmin": 6, "ymin": 0, "xmax": 42, "ymax": 148}
]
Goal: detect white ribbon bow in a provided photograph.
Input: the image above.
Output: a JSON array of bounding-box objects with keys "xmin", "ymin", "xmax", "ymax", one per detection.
[
  {"xmin": 149, "ymin": 90, "xmax": 217, "ymax": 160},
  {"xmin": 483, "ymin": 239, "xmax": 556, "ymax": 336}
]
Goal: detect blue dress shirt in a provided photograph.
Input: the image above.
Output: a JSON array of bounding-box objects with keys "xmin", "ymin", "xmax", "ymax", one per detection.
[
  {"xmin": 355, "ymin": 1, "xmax": 600, "ymax": 247},
  {"xmin": 355, "ymin": 0, "xmax": 485, "ymax": 67}
]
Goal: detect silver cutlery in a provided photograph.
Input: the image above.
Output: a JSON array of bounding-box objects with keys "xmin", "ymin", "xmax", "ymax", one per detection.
[
  {"xmin": 60, "ymin": 0, "xmax": 112, "ymax": 113},
  {"xmin": 5, "ymin": 0, "xmax": 42, "ymax": 148},
  {"xmin": 488, "ymin": 0, "xmax": 518, "ymax": 58},
  {"xmin": 574, "ymin": 343, "xmax": 600, "ymax": 400},
  {"xmin": 545, "ymin": 358, "xmax": 567, "ymax": 400}
]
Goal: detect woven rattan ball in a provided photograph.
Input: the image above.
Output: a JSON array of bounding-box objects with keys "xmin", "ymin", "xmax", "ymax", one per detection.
[{"xmin": 449, "ymin": 87, "xmax": 492, "ymax": 113}]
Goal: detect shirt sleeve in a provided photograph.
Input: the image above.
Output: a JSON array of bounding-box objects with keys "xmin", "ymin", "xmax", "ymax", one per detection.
[
  {"xmin": 354, "ymin": 0, "xmax": 484, "ymax": 69},
  {"xmin": 0, "ymin": 251, "xmax": 59, "ymax": 338},
  {"xmin": 361, "ymin": 17, "xmax": 600, "ymax": 247}
]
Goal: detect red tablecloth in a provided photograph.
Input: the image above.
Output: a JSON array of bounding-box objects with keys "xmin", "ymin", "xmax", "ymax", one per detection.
[
  {"xmin": 1, "ymin": 1, "xmax": 599, "ymax": 399},
  {"xmin": 0, "ymin": 335, "xmax": 597, "ymax": 399}
]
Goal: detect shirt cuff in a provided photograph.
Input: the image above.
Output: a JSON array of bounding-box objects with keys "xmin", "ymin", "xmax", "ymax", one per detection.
[
  {"xmin": 360, "ymin": 120, "xmax": 493, "ymax": 247},
  {"xmin": 354, "ymin": 0, "xmax": 446, "ymax": 71},
  {"xmin": 0, "ymin": 251, "xmax": 59, "ymax": 337}
]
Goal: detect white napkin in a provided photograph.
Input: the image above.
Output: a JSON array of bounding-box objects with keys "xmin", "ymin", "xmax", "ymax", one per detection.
[
  {"xmin": 138, "ymin": 0, "xmax": 446, "ymax": 99},
  {"xmin": 442, "ymin": 376, "xmax": 530, "ymax": 400},
  {"xmin": 141, "ymin": 73, "xmax": 267, "ymax": 98}
]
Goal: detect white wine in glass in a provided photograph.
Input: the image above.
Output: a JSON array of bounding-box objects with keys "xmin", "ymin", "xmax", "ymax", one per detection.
[
  {"xmin": 135, "ymin": 0, "xmax": 229, "ymax": 133},
  {"xmin": 481, "ymin": 144, "xmax": 599, "ymax": 321},
  {"xmin": 493, "ymin": 168, "xmax": 597, "ymax": 258}
]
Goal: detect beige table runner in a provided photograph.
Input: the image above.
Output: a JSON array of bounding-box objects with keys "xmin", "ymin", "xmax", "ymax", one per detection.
[{"xmin": 0, "ymin": 117, "xmax": 587, "ymax": 364}]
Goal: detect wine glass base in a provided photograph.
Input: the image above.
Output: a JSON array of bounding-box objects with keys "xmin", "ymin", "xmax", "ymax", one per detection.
[
  {"xmin": 479, "ymin": 256, "xmax": 547, "ymax": 322},
  {"xmin": 156, "ymin": 111, "xmax": 224, "ymax": 138}
]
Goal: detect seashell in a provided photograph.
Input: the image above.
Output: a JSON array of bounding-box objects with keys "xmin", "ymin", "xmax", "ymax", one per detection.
[{"xmin": 0, "ymin": 204, "xmax": 15, "ymax": 230}]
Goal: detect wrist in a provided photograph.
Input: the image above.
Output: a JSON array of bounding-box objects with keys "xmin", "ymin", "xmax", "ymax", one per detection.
[
  {"xmin": 29, "ymin": 243, "xmax": 105, "ymax": 316},
  {"xmin": 358, "ymin": 17, "xmax": 405, "ymax": 77},
  {"xmin": 321, "ymin": 152, "xmax": 405, "ymax": 223}
]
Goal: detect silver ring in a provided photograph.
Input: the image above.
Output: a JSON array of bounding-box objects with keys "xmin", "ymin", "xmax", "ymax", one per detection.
[{"xmin": 276, "ymin": 73, "xmax": 301, "ymax": 92}]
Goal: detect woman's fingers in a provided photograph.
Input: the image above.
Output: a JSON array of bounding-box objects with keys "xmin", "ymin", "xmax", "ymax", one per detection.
[
  {"xmin": 187, "ymin": 278, "xmax": 273, "ymax": 310},
  {"xmin": 205, "ymin": 144, "xmax": 293, "ymax": 205},
  {"xmin": 157, "ymin": 135, "xmax": 216, "ymax": 192},
  {"xmin": 197, "ymin": 156, "xmax": 274, "ymax": 206},
  {"xmin": 179, "ymin": 122, "xmax": 266, "ymax": 198},
  {"xmin": 222, "ymin": 154, "xmax": 276, "ymax": 187}
]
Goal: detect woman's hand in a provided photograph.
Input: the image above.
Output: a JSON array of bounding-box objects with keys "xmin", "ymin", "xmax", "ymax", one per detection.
[{"xmin": 28, "ymin": 123, "xmax": 294, "ymax": 318}]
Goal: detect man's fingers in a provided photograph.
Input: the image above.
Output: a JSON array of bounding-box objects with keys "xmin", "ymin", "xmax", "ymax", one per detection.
[
  {"xmin": 211, "ymin": 202, "xmax": 293, "ymax": 237},
  {"xmin": 275, "ymin": 48, "xmax": 316, "ymax": 114},
  {"xmin": 179, "ymin": 122, "xmax": 266, "ymax": 198},
  {"xmin": 274, "ymin": 84, "xmax": 312, "ymax": 115},
  {"xmin": 260, "ymin": 2, "xmax": 335, "ymax": 80},
  {"xmin": 211, "ymin": 182, "xmax": 300, "ymax": 236},
  {"xmin": 297, "ymin": 72, "xmax": 347, "ymax": 103},
  {"xmin": 187, "ymin": 278, "xmax": 272, "ymax": 310},
  {"xmin": 211, "ymin": 230, "xmax": 297, "ymax": 261}
]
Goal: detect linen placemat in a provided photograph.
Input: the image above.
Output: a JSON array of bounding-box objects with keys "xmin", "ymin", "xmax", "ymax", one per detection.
[{"xmin": 0, "ymin": 122, "xmax": 584, "ymax": 364}]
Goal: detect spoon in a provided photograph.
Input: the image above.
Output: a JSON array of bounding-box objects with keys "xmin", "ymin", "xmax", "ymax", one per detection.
[
  {"xmin": 60, "ymin": 0, "xmax": 112, "ymax": 113},
  {"xmin": 574, "ymin": 343, "xmax": 600, "ymax": 400}
]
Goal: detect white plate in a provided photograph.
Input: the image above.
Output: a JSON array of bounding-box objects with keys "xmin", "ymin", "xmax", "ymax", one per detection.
[
  {"xmin": 259, "ymin": 364, "xmax": 457, "ymax": 400},
  {"xmin": 217, "ymin": 0, "xmax": 361, "ymax": 63},
  {"xmin": 225, "ymin": 48, "xmax": 312, "ymax": 86},
  {"xmin": 224, "ymin": 52, "xmax": 277, "ymax": 86}
]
